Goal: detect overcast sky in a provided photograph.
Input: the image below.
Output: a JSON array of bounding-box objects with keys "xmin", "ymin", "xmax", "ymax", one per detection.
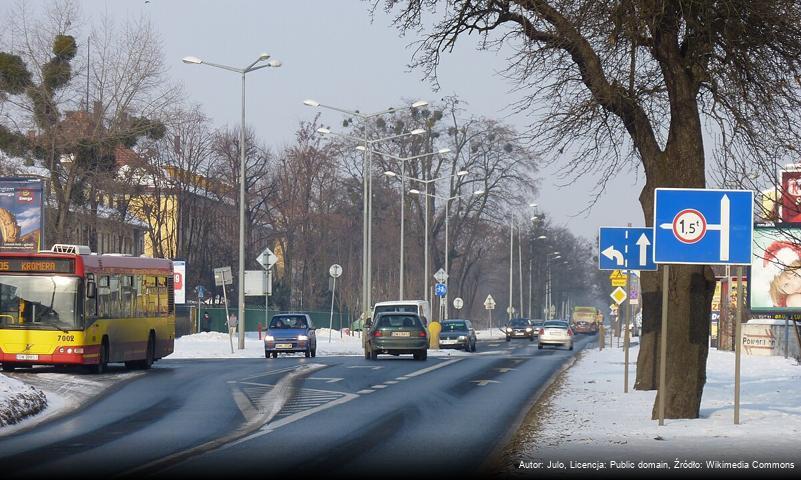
[{"xmin": 12, "ymin": 0, "xmax": 648, "ymax": 244}]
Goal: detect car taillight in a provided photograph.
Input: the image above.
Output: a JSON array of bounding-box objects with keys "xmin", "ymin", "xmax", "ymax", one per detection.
[
  {"xmin": 373, "ymin": 330, "xmax": 383, "ymax": 337},
  {"xmin": 418, "ymin": 331, "xmax": 427, "ymax": 337},
  {"xmin": 538, "ymin": 328, "xmax": 544, "ymax": 336},
  {"xmin": 568, "ymin": 329, "xmax": 574, "ymax": 336}
]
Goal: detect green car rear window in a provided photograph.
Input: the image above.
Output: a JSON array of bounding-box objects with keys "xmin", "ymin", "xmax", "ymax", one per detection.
[{"xmin": 377, "ymin": 315, "xmax": 422, "ymax": 329}]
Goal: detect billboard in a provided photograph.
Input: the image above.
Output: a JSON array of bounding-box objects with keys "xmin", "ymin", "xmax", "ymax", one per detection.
[
  {"xmin": 780, "ymin": 169, "xmax": 801, "ymax": 223},
  {"xmin": 173, "ymin": 260, "xmax": 186, "ymax": 304},
  {"xmin": 0, "ymin": 178, "xmax": 45, "ymax": 253},
  {"xmin": 750, "ymin": 226, "xmax": 801, "ymax": 313}
]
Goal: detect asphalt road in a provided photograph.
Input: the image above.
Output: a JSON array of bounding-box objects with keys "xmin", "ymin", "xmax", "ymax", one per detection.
[{"xmin": 0, "ymin": 334, "xmax": 596, "ymax": 479}]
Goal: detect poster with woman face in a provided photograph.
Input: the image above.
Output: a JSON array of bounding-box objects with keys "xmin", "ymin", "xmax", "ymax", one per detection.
[
  {"xmin": 0, "ymin": 178, "xmax": 44, "ymax": 253},
  {"xmin": 750, "ymin": 226, "xmax": 801, "ymax": 313}
]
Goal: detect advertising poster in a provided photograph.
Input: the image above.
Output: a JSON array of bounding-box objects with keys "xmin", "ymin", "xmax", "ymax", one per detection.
[
  {"xmin": 173, "ymin": 260, "xmax": 186, "ymax": 304},
  {"xmin": 780, "ymin": 169, "xmax": 801, "ymax": 223},
  {"xmin": 750, "ymin": 226, "xmax": 801, "ymax": 314},
  {"xmin": 0, "ymin": 178, "xmax": 45, "ymax": 253}
]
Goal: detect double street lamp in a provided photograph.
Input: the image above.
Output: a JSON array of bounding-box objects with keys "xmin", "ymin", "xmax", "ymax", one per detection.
[
  {"xmin": 407, "ymin": 188, "xmax": 485, "ymax": 319},
  {"xmin": 183, "ymin": 53, "xmax": 281, "ymax": 350},
  {"xmin": 305, "ymin": 99, "xmax": 428, "ymax": 330},
  {"xmin": 379, "ymin": 147, "xmax": 451, "ymax": 300}
]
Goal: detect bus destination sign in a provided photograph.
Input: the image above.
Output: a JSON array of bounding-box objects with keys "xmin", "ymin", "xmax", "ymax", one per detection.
[{"xmin": 0, "ymin": 258, "xmax": 75, "ymax": 274}]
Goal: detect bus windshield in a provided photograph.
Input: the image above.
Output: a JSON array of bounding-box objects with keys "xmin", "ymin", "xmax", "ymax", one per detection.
[{"xmin": 0, "ymin": 275, "xmax": 80, "ymax": 331}]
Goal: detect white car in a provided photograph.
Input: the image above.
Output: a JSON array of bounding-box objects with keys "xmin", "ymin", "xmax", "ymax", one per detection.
[{"xmin": 537, "ymin": 320, "xmax": 574, "ymax": 350}]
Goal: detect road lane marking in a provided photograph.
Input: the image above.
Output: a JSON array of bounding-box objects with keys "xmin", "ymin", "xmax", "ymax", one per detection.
[
  {"xmin": 307, "ymin": 377, "xmax": 344, "ymax": 383},
  {"xmin": 357, "ymin": 389, "xmax": 375, "ymax": 394},
  {"xmin": 384, "ymin": 380, "xmax": 399, "ymax": 384},
  {"xmin": 396, "ymin": 377, "xmax": 409, "ymax": 381},
  {"xmin": 495, "ymin": 368, "xmax": 515, "ymax": 373},
  {"xmin": 472, "ymin": 380, "xmax": 500, "ymax": 386},
  {"xmin": 404, "ymin": 359, "xmax": 462, "ymax": 378},
  {"xmin": 489, "ymin": 344, "xmax": 500, "ymax": 347},
  {"xmin": 347, "ymin": 366, "xmax": 383, "ymax": 370},
  {"xmin": 371, "ymin": 385, "xmax": 387, "ymax": 389}
]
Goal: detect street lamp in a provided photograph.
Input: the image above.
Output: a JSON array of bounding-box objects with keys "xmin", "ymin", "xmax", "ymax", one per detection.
[
  {"xmin": 380, "ymin": 147, "xmax": 451, "ymax": 300},
  {"xmin": 544, "ymin": 251, "xmax": 561, "ymax": 320},
  {"xmin": 409, "ymin": 188, "xmax": 485, "ymax": 319},
  {"xmin": 183, "ymin": 53, "xmax": 281, "ymax": 350},
  {"xmin": 405, "ymin": 170, "xmax": 469, "ymax": 308},
  {"xmin": 307, "ymin": 100, "xmax": 427, "ymax": 332}
]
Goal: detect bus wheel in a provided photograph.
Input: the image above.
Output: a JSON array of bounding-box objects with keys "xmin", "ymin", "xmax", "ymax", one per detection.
[
  {"xmin": 90, "ymin": 340, "xmax": 109, "ymax": 374},
  {"xmin": 141, "ymin": 334, "xmax": 155, "ymax": 369}
]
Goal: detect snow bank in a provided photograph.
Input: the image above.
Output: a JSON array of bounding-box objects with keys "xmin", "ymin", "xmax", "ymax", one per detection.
[
  {"xmin": 0, "ymin": 374, "xmax": 48, "ymax": 427},
  {"xmin": 513, "ymin": 344, "xmax": 801, "ymax": 460}
]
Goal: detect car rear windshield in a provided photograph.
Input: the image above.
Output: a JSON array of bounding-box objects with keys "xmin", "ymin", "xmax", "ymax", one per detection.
[
  {"xmin": 376, "ymin": 315, "xmax": 422, "ymax": 329},
  {"xmin": 510, "ymin": 319, "xmax": 529, "ymax": 327},
  {"xmin": 374, "ymin": 305, "xmax": 418, "ymax": 315},
  {"xmin": 441, "ymin": 321, "xmax": 467, "ymax": 331},
  {"xmin": 543, "ymin": 321, "xmax": 568, "ymax": 328},
  {"xmin": 269, "ymin": 316, "xmax": 308, "ymax": 329}
]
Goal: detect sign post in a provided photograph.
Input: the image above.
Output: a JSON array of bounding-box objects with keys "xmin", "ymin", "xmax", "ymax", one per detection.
[
  {"xmin": 256, "ymin": 247, "xmax": 278, "ymax": 341},
  {"xmin": 484, "ymin": 294, "xmax": 496, "ymax": 336},
  {"xmin": 653, "ymin": 188, "xmax": 753, "ymax": 425},
  {"xmin": 214, "ymin": 266, "xmax": 234, "ymax": 354},
  {"xmin": 328, "ymin": 264, "xmax": 343, "ymax": 343}
]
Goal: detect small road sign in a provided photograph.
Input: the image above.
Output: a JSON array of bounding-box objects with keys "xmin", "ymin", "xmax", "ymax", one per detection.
[
  {"xmin": 256, "ymin": 248, "xmax": 278, "ymax": 270},
  {"xmin": 329, "ymin": 264, "xmax": 342, "ymax": 278},
  {"xmin": 434, "ymin": 268, "xmax": 448, "ymax": 283},
  {"xmin": 598, "ymin": 227, "xmax": 657, "ymax": 271},
  {"xmin": 653, "ymin": 188, "xmax": 753, "ymax": 265},
  {"xmin": 610, "ymin": 286, "xmax": 627, "ymax": 305},
  {"xmin": 484, "ymin": 294, "xmax": 496, "ymax": 310},
  {"xmin": 453, "ymin": 297, "xmax": 464, "ymax": 310},
  {"xmin": 507, "ymin": 306, "xmax": 516, "ymax": 315},
  {"xmin": 435, "ymin": 282, "xmax": 447, "ymax": 297},
  {"xmin": 609, "ymin": 270, "xmax": 627, "ymax": 287},
  {"xmin": 213, "ymin": 266, "xmax": 233, "ymax": 286}
]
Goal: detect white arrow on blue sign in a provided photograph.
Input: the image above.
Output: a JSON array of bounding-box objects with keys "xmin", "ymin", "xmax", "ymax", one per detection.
[
  {"xmin": 653, "ymin": 188, "xmax": 753, "ymax": 265},
  {"xmin": 598, "ymin": 227, "xmax": 657, "ymax": 271},
  {"xmin": 435, "ymin": 282, "xmax": 447, "ymax": 297}
]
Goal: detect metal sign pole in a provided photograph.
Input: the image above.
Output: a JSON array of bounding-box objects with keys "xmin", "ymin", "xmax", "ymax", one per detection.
[
  {"xmin": 222, "ymin": 284, "xmax": 233, "ymax": 354},
  {"xmin": 658, "ymin": 264, "xmax": 669, "ymax": 426},
  {"xmin": 624, "ymin": 267, "xmax": 631, "ymax": 393},
  {"xmin": 329, "ymin": 276, "xmax": 336, "ymax": 343},
  {"xmin": 734, "ymin": 265, "xmax": 744, "ymax": 424}
]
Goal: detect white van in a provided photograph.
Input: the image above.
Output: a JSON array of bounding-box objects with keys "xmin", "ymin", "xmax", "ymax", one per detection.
[{"xmin": 371, "ymin": 300, "xmax": 431, "ymax": 326}]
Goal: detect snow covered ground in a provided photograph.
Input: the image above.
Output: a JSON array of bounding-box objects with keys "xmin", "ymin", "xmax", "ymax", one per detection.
[
  {"xmin": 508, "ymin": 342, "xmax": 801, "ymax": 470},
  {"xmin": 0, "ymin": 374, "xmax": 47, "ymax": 428}
]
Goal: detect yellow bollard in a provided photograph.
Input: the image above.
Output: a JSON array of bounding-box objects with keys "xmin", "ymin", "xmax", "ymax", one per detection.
[
  {"xmin": 429, "ymin": 320, "xmax": 441, "ymax": 349},
  {"xmin": 599, "ymin": 322, "xmax": 605, "ymax": 350}
]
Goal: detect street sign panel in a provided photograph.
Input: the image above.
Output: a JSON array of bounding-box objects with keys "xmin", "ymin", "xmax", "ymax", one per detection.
[
  {"xmin": 653, "ymin": 188, "xmax": 754, "ymax": 265},
  {"xmin": 435, "ymin": 282, "xmax": 447, "ymax": 297},
  {"xmin": 434, "ymin": 268, "xmax": 448, "ymax": 283},
  {"xmin": 484, "ymin": 294, "xmax": 496, "ymax": 310},
  {"xmin": 610, "ymin": 287, "xmax": 627, "ymax": 305},
  {"xmin": 329, "ymin": 264, "xmax": 342, "ymax": 278},
  {"xmin": 598, "ymin": 227, "xmax": 657, "ymax": 271},
  {"xmin": 257, "ymin": 247, "xmax": 278, "ymax": 270},
  {"xmin": 453, "ymin": 297, "xmax": 464, "ymax": 310},
  {"xmin": 609, "ymin": 270, "xmax": 627, "ymax": 287},
  {"xmin": 213, "ymin": 266, "xmax": 233, "ymax": 286}
]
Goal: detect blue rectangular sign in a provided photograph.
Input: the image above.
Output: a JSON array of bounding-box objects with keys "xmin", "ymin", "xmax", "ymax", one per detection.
[
  {"xmin": 598, "ymin": 227, "xmax": 656, "ymax": 271},
  {"xmin": 653, "ymin": 188, "xmax": 753, "ymax": 265}
]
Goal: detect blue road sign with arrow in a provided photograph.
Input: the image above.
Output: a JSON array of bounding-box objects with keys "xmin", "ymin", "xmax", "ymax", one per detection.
[
  {"xmin": 435, "ymin": 283, "xmax": 447, "ymax": 298},
  {"xmin": 653, "ymin": 188, "xmax": 753, "ymax": 265},
  {"xmin": 598, "ymin": 227, "xmax": 657, "ymax": 271}
]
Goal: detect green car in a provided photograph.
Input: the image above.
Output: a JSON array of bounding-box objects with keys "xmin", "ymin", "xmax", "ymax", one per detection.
[{"xmin": 364, "ymin": 312, "xmax": 428, "ymax": 361}]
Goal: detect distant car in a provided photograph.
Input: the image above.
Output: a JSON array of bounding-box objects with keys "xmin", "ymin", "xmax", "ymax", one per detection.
[
  {"xmin": 573, "ymin": 320, "xmax": 598, "ymax": 334},
  {"xmin": 365, "ymin": 312, "xmax": 428, "ymax": 361},
  {"xmin": 538, "ymin": 320, "xmax": 574, "ymax": 350},
  {"xmin": 504, "ymin": 318, "xmax": 535, "ymax": 342},
  {"xmin": 264, "ymin": 313, "xmax": 317, "ymax": 358},
  {"xmin": 530, "ymin": 319, "xmax": 545, "ymax": 337},
  {"xmin": 439, "ymin": 319, "xmax": 477, "ymax": 352}
]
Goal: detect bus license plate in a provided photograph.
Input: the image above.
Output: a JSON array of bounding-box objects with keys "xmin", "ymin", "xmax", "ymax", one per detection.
[
  {"xmin": 16, "ymin": 354, "xmax": 38, "ymax": 360},
  {"xmin": 276, "ymin": 343, "xmax": 292, "ymax": 349}
]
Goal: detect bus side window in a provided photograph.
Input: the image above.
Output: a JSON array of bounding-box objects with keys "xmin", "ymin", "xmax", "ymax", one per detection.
[{"xmin": 85, "ymin": 275, "xmax": 98, "ymax": 319}]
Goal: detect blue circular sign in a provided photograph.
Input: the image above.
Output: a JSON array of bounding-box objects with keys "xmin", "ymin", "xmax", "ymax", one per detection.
[{"xmin": 435, "ymin": 283, "xmax": 447, "ymax": 297}]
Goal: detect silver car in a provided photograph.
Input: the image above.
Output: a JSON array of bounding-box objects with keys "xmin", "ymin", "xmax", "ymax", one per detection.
[{"xmin": 537, "ymin": 320, "xmax": 574, "ymax": 350}]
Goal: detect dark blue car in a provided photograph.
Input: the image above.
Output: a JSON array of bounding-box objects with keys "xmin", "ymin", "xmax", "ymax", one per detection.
[{"xmin": 264, "ymin": 313, "xmax": 317, "ymax": 358}]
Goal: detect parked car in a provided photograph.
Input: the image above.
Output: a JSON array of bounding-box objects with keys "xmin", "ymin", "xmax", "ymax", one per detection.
[
  {"xmin": 573, "ymin": 319, "xmax": 598, "ymax": 334},
  {"xmin": 439, "ymin": 319, "xmax": 477, "ymax": 352},
  {"xmin": 264, "ymin": 313, "xmax": 317, "ymax": 358},
  {"xmin": 365, "ymin": 312, "xmax": 428, "ymax": 361},
  {"xmin": 504, "ymin": 318, "xmax": 535, "ymax": 342},
  {"xmin": 537, "ymin": 320, "xmax": 574, "ymax": 350}
]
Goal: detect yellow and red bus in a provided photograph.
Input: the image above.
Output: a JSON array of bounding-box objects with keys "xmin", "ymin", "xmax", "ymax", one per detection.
[{"xmin": 0, "ymin": 244, "xmax": 175, "ymax": 373}]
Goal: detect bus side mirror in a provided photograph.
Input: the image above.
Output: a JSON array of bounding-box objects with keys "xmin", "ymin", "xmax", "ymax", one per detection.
[{"xmin": 87, "ymin": 281, "xmax": 97, "ymax": 299}]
